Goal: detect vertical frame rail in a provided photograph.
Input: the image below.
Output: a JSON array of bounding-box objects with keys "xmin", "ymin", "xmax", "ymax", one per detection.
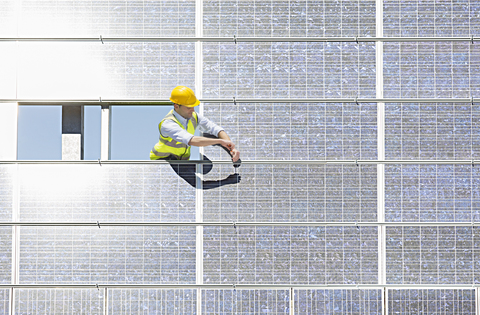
[
  {"xmin": 290, "ymin": 287, "xmax": 294, "ymax": 315},
  {"xmin": 376, "ymin": 1, "xmax": 386, "ymax": 314},
  {"xmin": 476, "ymin": 287, "xmax": 479, "ymax": 315},
  {"xmin": 195, "ymin": 0, "xmax": 204, "ymax": 313},
  {"xmin": 10, "ymin": 164, "xmax": 20, "ymax": 315},
  {"xmin": 384, "ymin": 287, "xmax": 388, "ymax": 315},
  {"xmin": 100, "ymin": 105, "xmax": 111, "ymax": 161},
  {"xmin": 103, "ymin": 287, "xmax": 108, "ymax": 315}
]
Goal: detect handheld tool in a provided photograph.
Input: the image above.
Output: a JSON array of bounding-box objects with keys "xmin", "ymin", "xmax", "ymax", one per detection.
[
  {"xmin": 225, "ymin": 144, "xmax": 241, "ymax": 174},
  {"xmin": 204, "ymin": 134, "xmax": 241, "ymax": 173}
]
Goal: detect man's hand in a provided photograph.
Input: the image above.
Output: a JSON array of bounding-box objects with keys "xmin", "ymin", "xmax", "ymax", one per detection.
[
  {"xmin": 230, "ymin": 148, "xmax": 240, "ymax": 162},
  {"xmin": 219, "ymin": 139, "xmax": 235, "ymax": 151},
  {"xmin": 219, "ymin": 140, "xmax": 240, "ymax": 162},
  {"xmin": 201, "ymin": 133, "xmax": 240, "ymax": 163}
]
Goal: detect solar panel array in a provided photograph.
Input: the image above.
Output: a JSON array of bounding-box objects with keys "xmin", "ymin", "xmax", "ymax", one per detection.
[
  {"xmin": 388, "ymin": 289, "xmax": 476, "ymax": 315},
  {"xmin": 1, "ymin": 0, "xmax": 480, "ymax": 313},
  {"xmin": 15, "ymin": 289, "xmax": 104, "ymax": 314}
]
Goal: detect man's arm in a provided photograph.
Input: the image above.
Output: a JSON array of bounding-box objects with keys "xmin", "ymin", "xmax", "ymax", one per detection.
[
  {"xmin": 188, "ymin": 134, "xmax": 234, "ymax": 148},
  {"xmin": 216, "ymin": 131, "xmax": 240, "ymax": 162},
  {"xmin": 188, "ymin": 131, "xmax": 241, "ymax": 162}
]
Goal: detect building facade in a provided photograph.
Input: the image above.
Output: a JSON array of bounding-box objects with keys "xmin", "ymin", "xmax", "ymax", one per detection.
[{"xmin": 1, "ymin": 0, "xmax": 480, "ymax": 313}]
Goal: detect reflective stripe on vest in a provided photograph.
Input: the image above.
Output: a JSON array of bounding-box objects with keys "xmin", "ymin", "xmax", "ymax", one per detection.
[
  {"xmin": 151, "ymin": 147, "xmax": 190, "ymax": 160},
  {"xmin": 150, "ymin": 110, "xmax": 198, "ymax": 160}
]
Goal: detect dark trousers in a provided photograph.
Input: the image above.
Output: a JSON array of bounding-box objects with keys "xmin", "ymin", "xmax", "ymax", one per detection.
[
  {"xmin": 166, "ymin": 154, "xmax": 240, "ymax": 190},
  {"xmin": 168, "ymin": 156, "xmax": 241, "ymax": 190},
  {"xmin": 163, "ymin": 134, "xmax": 241, "ymax": 189},
  {"xmin": 168, "ymin": 154, "xmax": 213, "ymax": 187}
]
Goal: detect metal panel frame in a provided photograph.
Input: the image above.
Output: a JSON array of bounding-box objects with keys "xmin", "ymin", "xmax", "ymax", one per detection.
[
  {"xmin": 195, "ymin": 1, "xmax": 205, "ymax": 314},
  {"xmin": 2, "ymin": 97, "xmax": 479, "ymax": 104},
  {"xmin": 1, "ymin": 36, "xmax": 479, "ymax": 43}
]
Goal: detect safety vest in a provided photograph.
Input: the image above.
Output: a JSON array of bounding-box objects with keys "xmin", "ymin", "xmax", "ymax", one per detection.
[{"xmin": 150, "ymin": 110, "xmax": 198, "ymax": 160}]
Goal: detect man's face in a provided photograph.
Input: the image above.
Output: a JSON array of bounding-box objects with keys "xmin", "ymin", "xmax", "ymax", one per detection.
[{"xmin": 174, "ymin": 104, "xmax": 195, "ymax": 119}]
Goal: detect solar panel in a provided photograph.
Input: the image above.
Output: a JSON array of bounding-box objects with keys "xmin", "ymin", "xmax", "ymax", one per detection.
[{"xmin": 1, "ymin": 0, "xmax": 480, "ymax": 313}]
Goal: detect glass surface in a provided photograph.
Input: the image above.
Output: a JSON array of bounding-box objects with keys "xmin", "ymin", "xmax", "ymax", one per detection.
[
  {"xmin": 0, "ymin": 289, "xmax": 9, "ymax": 314},
  {"xmin": 17, "ymin": 105, "xmax": 104, "ymax": 161},
  {"xmin": 16, "ymin": 42, "xmax": 195, "ymax": 99},
  {"xmin": 0, "ymin": 1, "xmax": 15, "ymax": 36},
  {"xmin": 13, "ymin": 163, "xmax": 378, "ymax": 224},
  {"xmin": 110, "ymin": 106, "xmax": 171, "ymax": 160},
  {"xmin": 4, "ymin": 0, "xmax": 196, "ymax": 37},
  {"xmin": 385, "ymin": 104, "xmax": 480, "ymax": 160},
  {"xmin": 203, "ymin": 0, "xmax": 376, "ymax": 37},
  {"xmin": 203, "ymin": 226, "xmax": 378, "ymax": 285},
  {"xmin": 203, "ymin": 103, "xmax": 377, "ymax": 161},
  {"xmin": 385, "ymin": 165, "xmax": 480, "ymax": 222},
  {"xmin": 0, "ymin": 166, "xmax": 13, "ymax": 221},
  {"xmin": 388, "ymin": 289, "xmax": 475, "ymax": 314},
  {"xmin": 383, "ymin": 43, "xmax": 480, "ymax": 98},
  {"xmin": 17, "ymin": 164, "xmax": 196, "ymax": 222},
  {"xmin": 384, "ymin": 1, "xmax": 480, "ymax": 37},
  {"xmin": 17, "ymin": 106, "xmax": 62, "ymax": 160},
  {"xmin": 386, "ymin": 226, "xmax": 480, "ymax": 284},
  {"xmin": 19, "ymin": 226, "xmax": 196, "ymax": 284},
  {"xmin": 109, "ymin": 289, "xmax": 196, "ymax": 314},
  {"xmin": 203, "ymin": 164, "xmax": 377, "ymax": 223},
  {"xmin": 203, "ymin": 290, "xmax": 289, "ymax": 314},
  {"xmin": 0, "ymin": 227, "xmax": 12, "ymax": 284},
  {"xmin": 203, "ymin": 43, "xmax": 377, "ymax": 99},
  {"xmin": 0, "ymin": 43, "xmax": 17, "ymax": 98},
  {"xmin": 83, "ymin": 106, "xmax": 102, "ymax": 160},
  {"xmin": 295, "ymin": 289, "xmax": 382, "ymax": 315},
  {"xmin": 15, "ymin": 289, "xmax": 103, "ymax": 315}
]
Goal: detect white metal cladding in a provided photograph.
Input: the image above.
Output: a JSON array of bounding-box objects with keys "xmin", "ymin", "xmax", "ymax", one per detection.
[{"xmin": 1, "ymin": 0, "xmax": 480, "ymax": 313}]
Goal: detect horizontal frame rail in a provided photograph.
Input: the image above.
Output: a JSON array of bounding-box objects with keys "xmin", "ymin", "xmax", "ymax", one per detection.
[
  {"xmin": 0, "ymin": 222, "xmax": 479, "ymax": 227},
  {"xmin": 0, "ymin": 284, "xmax": 477, "ymax": 290},
  {"xmin": 1, "ymin": 97, "xmax": 479, "ymax": 104},
  {"xmin": 0, "ymin": 36, "xmax": 479, "ymax": 43},
  {"xmin": 0, "ymin": 159, "xmax": 478, "ymax": 165}
]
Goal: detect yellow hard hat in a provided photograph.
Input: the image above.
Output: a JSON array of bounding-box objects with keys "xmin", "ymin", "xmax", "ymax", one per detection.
[{"xmin": 170, "ymin": 86, "xmax": 200, "ymax": 107}]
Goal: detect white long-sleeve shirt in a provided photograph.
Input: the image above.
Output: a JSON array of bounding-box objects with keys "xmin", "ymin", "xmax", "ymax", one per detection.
[{"xmin": 160, "ymin": 110, "xmax": 224, "ymax": 145}]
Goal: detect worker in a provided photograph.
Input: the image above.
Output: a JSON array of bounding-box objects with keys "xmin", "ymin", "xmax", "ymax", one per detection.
[{"xmin": 150, "ymin": 86, "xmax": 241, "ymax": 189}]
